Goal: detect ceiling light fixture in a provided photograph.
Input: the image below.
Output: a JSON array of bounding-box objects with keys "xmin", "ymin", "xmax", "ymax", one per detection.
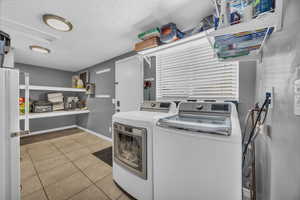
[
  {"xmin": 29, "ymin": 45, "xmax": 50, "ymax": 54},
  {"xmin": 43, "ymin": 14, "xmax": 73, "ymax": 32}
]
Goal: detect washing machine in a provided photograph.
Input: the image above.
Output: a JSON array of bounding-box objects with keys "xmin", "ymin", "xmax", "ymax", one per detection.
[
  {"xmin": 154, "ymin": 102, "xmax": 242, "ymax": 200},
  {"xmin": 112, "ymin": 101, "xmax": 177, "ymax": 200}
]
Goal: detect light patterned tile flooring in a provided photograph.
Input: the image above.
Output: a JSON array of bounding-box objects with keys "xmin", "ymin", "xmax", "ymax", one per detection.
[{"xmin": 21, "ymin": 128, "xmax": 134, "ymax": 200}]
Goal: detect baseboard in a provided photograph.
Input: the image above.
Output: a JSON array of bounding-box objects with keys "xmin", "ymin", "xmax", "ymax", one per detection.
[
  {"xmin": 22, "ymin": 125, "xmax": 77, "ymax": 137},
  {"xmin": 76, "ymin": 126, "xmax": 112, "ymax": 142}
]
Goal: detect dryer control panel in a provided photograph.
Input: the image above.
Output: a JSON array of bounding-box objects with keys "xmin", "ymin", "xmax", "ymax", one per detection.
[{"xmin": 140, "ymin": 101, "xmax": 173, "ymax": 113}]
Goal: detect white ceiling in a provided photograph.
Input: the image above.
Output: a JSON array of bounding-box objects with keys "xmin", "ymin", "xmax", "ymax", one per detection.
[{"xmin": 0, "ymin": 0, "xmax": 213, "ymax": 72}]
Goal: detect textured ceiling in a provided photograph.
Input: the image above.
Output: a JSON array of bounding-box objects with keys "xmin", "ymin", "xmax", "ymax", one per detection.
[{"xmin": 0, "ymin": 0, "xmax": 213, "ymax": 71}]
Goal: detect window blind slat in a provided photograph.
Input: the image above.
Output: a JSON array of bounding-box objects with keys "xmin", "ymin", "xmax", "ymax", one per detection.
[{"xmin": 156, "ymin": 40, "xmax": 238, "ymax": 101}]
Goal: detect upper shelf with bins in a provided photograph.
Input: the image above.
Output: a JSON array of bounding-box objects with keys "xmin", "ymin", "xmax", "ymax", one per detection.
[{"xmin": 138, "ymin": 0, "xmax": 283, "ymax": 62}]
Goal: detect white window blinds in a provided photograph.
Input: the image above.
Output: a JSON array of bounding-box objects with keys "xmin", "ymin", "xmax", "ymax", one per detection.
[{"xmin": 156, "ymin": 38, "xmax": 239, "ymax": 101}]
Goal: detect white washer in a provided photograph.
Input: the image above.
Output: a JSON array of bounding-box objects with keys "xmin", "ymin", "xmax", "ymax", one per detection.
[
  {"xmin": 154, "ymin": 102, "xmax": 242, "ymax": 200},
  {"xmin": 112, "ymin": 101, "xmax": 177, "ymax": 200}
]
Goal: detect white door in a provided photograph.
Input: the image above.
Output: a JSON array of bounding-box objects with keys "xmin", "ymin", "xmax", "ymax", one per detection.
[
  {"xmin": 0, "ymin": 68, "xmax": 21, "ymax": 200},
  {"xmin": 115, "ymin": 56, "xmax": 143, "ymax": 112}
]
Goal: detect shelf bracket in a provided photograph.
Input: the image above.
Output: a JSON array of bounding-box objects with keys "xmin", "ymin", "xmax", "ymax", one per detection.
[
  {"xmin": 140, "ymin": 55, "xmax": 152, "ymax": 68},
  {"xmin": 257, "ymin": 27, "xmax": 270, "ymax": 63},
  {"xmin": 205, "ymin": 30, "xmax": 217, "ymax": 58},
  {"xmin": 144, "ymin": 56, "xmax": 152, "ymax": 68}
]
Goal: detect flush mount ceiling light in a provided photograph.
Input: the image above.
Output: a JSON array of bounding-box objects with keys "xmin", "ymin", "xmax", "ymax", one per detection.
[
  {"xmin": 43, "ymin": 14, "xmax": 73, "ymax": 32},
  {"xmin": 29, "ymin": 45, "xmax": 50, "ymax": 54}
]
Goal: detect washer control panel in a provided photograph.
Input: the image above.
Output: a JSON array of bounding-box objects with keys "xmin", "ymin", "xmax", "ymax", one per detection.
[{"xmin": 179, "ymin": 102, "xmax": 231, "ymax": 115}]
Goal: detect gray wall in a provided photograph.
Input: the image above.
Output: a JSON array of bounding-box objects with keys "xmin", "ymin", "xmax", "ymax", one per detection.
[
  {"xmin": 76, "ymin": 52, "xmax": 256, "ymax": 139},
  {"xmin": 143, "ymin": 57, "xmax": 156, "ymax": 101},
  {"xmin": 239, "ymin": 61, "xmax": 257, "ymax": 129},
  {"xmin": 255, "ymin": 1, "xmax": 300, "ymax": 199},
  {"xmin": 16, "ymin": 63, "xmax": 77, "ymax": 132},
  {"xmin": 17, "ymin": 63, "xmax": 74, "ymax": 87},
  {"xmin": 76, "ymin": 52, "xmax": 136, "ymax": 138}
]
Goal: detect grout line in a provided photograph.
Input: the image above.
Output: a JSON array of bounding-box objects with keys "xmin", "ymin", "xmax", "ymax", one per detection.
[
  {"xmin": 26, "ymin": 140, "xmax": 82, "ymax": 198},
  {"xmin": 22, "ymin": 129, "xmax": 115, "ymax": 200},
  {"xmin": 50, "ymin": 139, "xmax": 96, "ymax": 200},
  {"xmin": 92, "ymin": 172, "xmax": 117, "ymax": 199},
  {"xmin": 24, "ymin": 148, "xmax": 50, "ymax": 200},
  {"xmin": 51, "ymin": 131, "xmax": 113, "ymax": 200},
  {"xmin": 66, "ymin": 150, "xmax": 113, "ymax": 198}
]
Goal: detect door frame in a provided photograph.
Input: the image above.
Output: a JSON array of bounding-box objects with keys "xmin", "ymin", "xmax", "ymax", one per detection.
[{"xmin": 115, "ymin": 55, "xmax": 143, "ymax": 113}]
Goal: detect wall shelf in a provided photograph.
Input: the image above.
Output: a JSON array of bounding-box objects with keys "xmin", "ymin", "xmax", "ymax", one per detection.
[
  {"xmin": 138, "ymin": 0, "xmax": 283, "ymax": 62},
  {"xmin": 218, "ymin": 50, "xmax": 261, "ymax": 62},
  {"xmin": 138, "ymin": 30, "xmax": 211, "ymax": 56},
  {"xmin": 20, "ymin": 110, "xmax": 90, "ymax": 120},
  {"xmin": 20, "ymin": 85, "xmax": 86, "ymax": 92},
  {"xmin": 208, "ymin": 12, "xmax": 279, "ymax": 37}
]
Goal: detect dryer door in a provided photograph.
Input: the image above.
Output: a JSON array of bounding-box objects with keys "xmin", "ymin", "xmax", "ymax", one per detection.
[{"xmin": 113, "ymin": 123, "xmax": 147, "ymax": 179}]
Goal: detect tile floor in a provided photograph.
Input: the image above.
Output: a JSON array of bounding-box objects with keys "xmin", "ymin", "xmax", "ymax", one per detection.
[{"xmin": 21, "ymin": 128, "xmax": 133, "ymax": 200}]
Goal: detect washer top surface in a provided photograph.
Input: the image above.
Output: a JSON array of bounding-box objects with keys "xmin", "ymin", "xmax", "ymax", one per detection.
[
  {"xmin": 113, "ymin": 110, "xmax": 176, "ymax": 123},
  {"xmin": 156, "ymin": 102, "xmax": 241, "ymax": 143},
  {"xmin": 113, "ymin": 101, "xmax": 177, "ymax": 124}
]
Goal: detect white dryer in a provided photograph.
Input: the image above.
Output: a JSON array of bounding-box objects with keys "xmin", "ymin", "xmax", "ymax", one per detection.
[
  {"xmin": 154, "ymin": 102, "xmax": 242, "ymax": 200},
  {"xmin": 112, "ymin": 101, "xmax": 177, "ymax": 200}
]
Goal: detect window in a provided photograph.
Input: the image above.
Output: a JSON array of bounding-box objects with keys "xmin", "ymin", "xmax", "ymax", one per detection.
[{"xmin": 156, "ymin": 38, "xmax": 239, "ymax": 101}]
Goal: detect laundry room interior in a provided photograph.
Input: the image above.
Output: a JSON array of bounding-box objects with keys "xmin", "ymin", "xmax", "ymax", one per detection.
[{"xmin": 1, "ymin": 0, "xmax": 300, "ymax": 200}]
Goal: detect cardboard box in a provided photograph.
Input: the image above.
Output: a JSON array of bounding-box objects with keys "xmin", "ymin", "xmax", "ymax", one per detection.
[{"xmin": 134, "ymin": 37, "xmax": 160, "ymax": 52}]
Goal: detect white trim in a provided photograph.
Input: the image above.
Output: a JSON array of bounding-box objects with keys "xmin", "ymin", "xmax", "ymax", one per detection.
[
  {"xmin": 95, "ymin": 95, "xmax": 111, "ymax": 98},
  {"xmin": 19, "ymin": 85, "xmax": 86, "ymax": 92},
  {"xmin": 20, "ymin": 110, "xmax": 90, "ymax": 120},
  {"xmin": 96, "ymin": 68, "xmax": 111, "ymax": 75},
  {"xmin": 76, "ymin": 126, "xmax": 112, "ymax": 142},
  {"xmin": 21, "ymin": 125, "xmax": 77, "ymax": 137}
]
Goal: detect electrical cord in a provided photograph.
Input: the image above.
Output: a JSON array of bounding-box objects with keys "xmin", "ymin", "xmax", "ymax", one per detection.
[
  {"xmin": 242, "ymin": 108, "xmax": 255, "ymax": 145},
  {"xmin": 242, "ymin": 95, "xmax": 270, "ymax": 165}
]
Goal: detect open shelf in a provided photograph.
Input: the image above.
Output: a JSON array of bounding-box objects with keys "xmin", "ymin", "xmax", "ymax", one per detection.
[
  {"xmin": 217, "ymin": 50, "xmax": 261, "ymax": 62},
  {"xmin": 20, "ymin": 85, "xmax": 86, "ymax": 92},
  {"xmin": 138, "ymin": 30, "xmax": 211, "ymax": 56},
  {"xmin": 20, "ymin": 109, "xmax": 90, "ymax": 120},
  {"xmin": 208, "ymin": 12, "xmax": 278, "ymax": 37},
  {"xmin": 137, "ymin": 0, "xmax": 283, "ymax": 62}
]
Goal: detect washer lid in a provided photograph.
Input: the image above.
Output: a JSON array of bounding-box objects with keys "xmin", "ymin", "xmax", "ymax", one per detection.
[{"xmin": 157, "ymin": 114, "xmax": 231, "ymax": 136}]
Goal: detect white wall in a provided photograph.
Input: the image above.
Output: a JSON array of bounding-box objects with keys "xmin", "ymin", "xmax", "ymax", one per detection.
[{"xmin": 256, "ymin": 1, "xmax": 300, "ymax": 199}]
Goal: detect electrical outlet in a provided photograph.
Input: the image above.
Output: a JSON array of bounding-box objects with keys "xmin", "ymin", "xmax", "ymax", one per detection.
[
  {"xmin": 109, "ymin": 127, "xmax": 112, "ymax": 133},
  {"xmin": 266, "ymin": 87, "xmax": 274, "ymax": 109}
]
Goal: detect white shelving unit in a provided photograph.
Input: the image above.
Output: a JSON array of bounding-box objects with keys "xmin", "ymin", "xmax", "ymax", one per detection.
[
  {"xmin": 138, "ymin": 0, "xmax": 283, "ymax": 62},
  {"xmin": 19, "ymin": 77, "xmax": 90, "ymax": 135},
  {"xmin": 20, "ymin": 85, "xmax": 86, "ymax": 92},
  {"xmin": 20, "ymin": 110, "xmax": 89, "ymax": 120}
]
